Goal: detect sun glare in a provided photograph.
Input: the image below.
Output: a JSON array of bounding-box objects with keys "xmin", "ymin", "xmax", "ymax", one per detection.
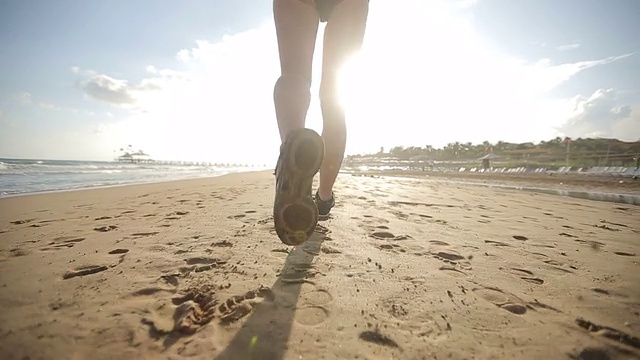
[{"xmin": 337, "ymin": 52, "xmax": 367, "ymax": 110}]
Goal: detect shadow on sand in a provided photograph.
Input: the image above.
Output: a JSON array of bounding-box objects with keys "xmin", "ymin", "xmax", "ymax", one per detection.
[{"xmin": 214, "ymin": 229, "xmax": 326, "ymax": 360}]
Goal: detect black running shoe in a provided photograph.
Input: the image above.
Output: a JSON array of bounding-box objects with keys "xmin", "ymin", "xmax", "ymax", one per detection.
[{"xmin": 314, "ymin": 190, "xmax": 335, "ymax": 220}]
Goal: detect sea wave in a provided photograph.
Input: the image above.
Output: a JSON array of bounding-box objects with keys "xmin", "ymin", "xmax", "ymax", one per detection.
[
  {"xmin": 0, "ymin": 159, "xmax": 240, "ymax": 176},
  {"xmin": 0, "ymin": 158, "xmax": 269, "ymax": 197}
]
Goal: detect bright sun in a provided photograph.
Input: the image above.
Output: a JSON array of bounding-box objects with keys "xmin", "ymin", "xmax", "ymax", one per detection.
[{"xmin": 336, "ymin": 52, "xmax": 368, "ymax": 111}]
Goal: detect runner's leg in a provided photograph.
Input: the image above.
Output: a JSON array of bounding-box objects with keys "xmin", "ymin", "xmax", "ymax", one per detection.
[
  {"xmin": 317, "ymin": 0, "xmax": 369, "ymax": 201},
  {"xmin": 273, "ymin": 0, "xmax": 320, "ymax": 142}
]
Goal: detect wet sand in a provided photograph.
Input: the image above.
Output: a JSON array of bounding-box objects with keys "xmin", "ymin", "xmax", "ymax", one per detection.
[{"xmin": 1, "ymin": 171, "xmax": 639, "ymax": 359}]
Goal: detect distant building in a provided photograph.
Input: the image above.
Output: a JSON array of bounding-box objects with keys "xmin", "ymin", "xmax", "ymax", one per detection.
[{"xmin": 115, "ymin": 150, "xmax": 154, "ymax": 163}]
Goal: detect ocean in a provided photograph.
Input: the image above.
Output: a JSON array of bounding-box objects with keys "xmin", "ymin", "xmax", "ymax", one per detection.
[{"xmin": 0, "ymin": 158, "xmax": 269, "ymax": 198}]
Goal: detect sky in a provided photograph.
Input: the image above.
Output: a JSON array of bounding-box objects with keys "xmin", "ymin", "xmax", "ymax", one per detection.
[{"xmin": 1, "ymin": 0, "xmax": 639, "ymax": 164}]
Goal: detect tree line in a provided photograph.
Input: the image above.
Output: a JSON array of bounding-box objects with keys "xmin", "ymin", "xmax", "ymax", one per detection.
[{"xmin": 346, "ymin": 137, "xmax": 640, "ymax": 167}]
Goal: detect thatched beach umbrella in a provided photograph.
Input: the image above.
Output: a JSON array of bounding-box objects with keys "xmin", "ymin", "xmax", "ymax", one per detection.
[{"xmin": 477, "ymin": 152, "xmax": 500, "ymax": 169}]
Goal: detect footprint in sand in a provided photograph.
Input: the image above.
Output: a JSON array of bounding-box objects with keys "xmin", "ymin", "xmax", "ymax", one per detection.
[
  {"xmin": 370, "ymin": 231, "xmax": 411, "ymax": 241},
  {"xmin": 472, "ymin": 287, "xmax": 528, "ymax": 315},
  {"xmin": 144, "ymin": 282, "xmax": 274, "ymax": 336},
  {"xmin": 501, "ymin": 267, "xmax": 533, "ymax": 276},
  {"xmin": 320, "ymin": 245, "xmax": 342, "ymax": 254},
  {"xmin": 559, "ymin": 232, "xmax": 578, "ymax": 238},
  {"xmin": 574, "ymin": 239, "xmax": 605, "ymax": 250},
  {"xmin": 539, "ymin": 260, "xmax": 574, "ymax": 275},
  {"xmin": 108, "ymin": 248, "xmax": 129, "ymax": 254},
  {"xmin": 543, "ymin": 259, "xmax": 564, "ymax": 267},
  {"xmin": 522, "ymin": 277, "xmax": 544, "ymax": 285},
  {"xmin": 217, "ymin": 286, "xmax": 275, "ymax": 325},
  {"xmin": 499, "ymin": 267, "xmax": 545, "ymax": 285},
  {"xmin": 183, "ymin": 257, "xmax": 224, "ymax": 273},
  {"xmin": 484, "ymin": 240, "xmax": 511, "ymax": 247},
  {"xmin": 383, "ymin": 298, "xmax": 410, "ymax": 320},
  {"xmin": 438, "ymin": 265, "xmax": 468, "ymax": 278},
  {"xmin": 229, "ymin": 211, "xmax": 260, "ymax": 224},
  {"xmin": 359, "ymin": 215, "xmax": 390, "ymax": 227},
  {"xmin": 40, "ymin": 237, "xmax": 86, "ymax": 251},
  {"xmin": 530, "ymin": 243, "xmax": 556, "ymax": 249},
  {"xmin": 164, "ymin": 211, "xmax": 189, "ymax": 220},
  {"xmin": 431, "ymin": 250, "xmax": 472, "ymax": 271},
  {"xmin": 396, "ymin": 212, "xmax": 436, "ymax": 225},
  {"xmin": 211, "ymin": 240, "xmax": 233, "ymax": 248},
  {"xmin": 132, "ymin": 232, "xmax": 160, "ymax": 237},
  {"xmin": 600, "ymin": 219, "xmax": 628, "ymax": 228},
  {"xmin": 432, "ymin": 251, "xmax": 465, "ymax": 261},
  {"xmin": 10, "ymin": 218, "xmax": 36, "ymax": 225},
  {"xmin": 594, "ymin": 224, "xmax": 620, "ymax": 232},
  {"xmin": 378, "ymin": 243, "xmax": 407, "ymax": 253},
  {"xmin": 390, "ymin": 210, "xmax": 409, "ymax": 221},
  {"xmin": 63, "ymin": 264, "xmax": 109, "ymax": 279},
  {"xmin": 429, "ymin": 240, "xmax": 450, "ymax": 246},
  {"xmin": 9, "ymin": 248, "xmax": 30, "ymax": 257},
  {"xmin": 94, "ymin": 225, "xmax": 118, "ymax": 232},
  {"xmin": 295, "ymin": 287, "xmax": 333, "ymax": 326},
  {"xmin": 613, "ymin": 251, "xmax": 636, "ymax": 257}
]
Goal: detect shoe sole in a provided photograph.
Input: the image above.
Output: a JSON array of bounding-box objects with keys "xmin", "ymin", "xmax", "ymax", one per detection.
[
  {"xmin": 318, "ymin": 213, "xmax": 331, "ymax": 221},
  {"xmin": 274, "ymin": 128, "xmax": 325, "ymax": 246}
]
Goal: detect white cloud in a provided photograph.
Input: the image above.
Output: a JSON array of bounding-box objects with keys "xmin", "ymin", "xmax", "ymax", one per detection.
[
  {"xmin": 176, "ymin": 49, "xmax": 191, "ymax": 62},
  {"xmin": 16, "ymin": 92, "xmax": 32, "ymax": 105},
  {"xmin": 560, "ymin": 89, "xmax": 640, "ymax": 140},
  {"xmin": 73, "ymin": 68, "xmax": 162, "ymax": 107},
  {"xmin": 557, "ymin": 43, "xmax": 581, "ymax": 51},
  {"xmin": 9, "ymin": 91, "xmax": 85, "ymax": 115},
  {"xmin": 522, "ymin": 54, "xmax": 631, "ymax": 93},
  {"xmin": 455, "ymin": 0, "xmax": 478, "ymax": 9}
]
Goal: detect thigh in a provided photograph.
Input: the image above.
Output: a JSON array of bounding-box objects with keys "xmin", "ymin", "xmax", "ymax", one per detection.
[
  {"xmin": 273, "ymin": 0, "xmax": 320, "ymax": 82},
  {"xmin": 321, "ymin": 0, "xmax": 369, "ymax": 83}
]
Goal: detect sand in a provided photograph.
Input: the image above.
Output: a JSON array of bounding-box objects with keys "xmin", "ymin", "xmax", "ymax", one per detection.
[
  {"xmin": 349, "ymin": 169, "xmax": 640, "ymax": 196},
  {"xmin": 0, "ymin": 171, "xmax": 639, "ymax": 360}
]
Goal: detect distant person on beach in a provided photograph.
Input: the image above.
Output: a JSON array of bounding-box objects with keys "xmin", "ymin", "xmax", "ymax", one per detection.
[{"xmin": 271, "ymin": 0, "xmax": 369, "ymax": 245}]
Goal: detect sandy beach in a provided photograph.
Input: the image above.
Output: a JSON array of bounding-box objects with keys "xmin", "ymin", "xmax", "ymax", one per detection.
[{"xmin": 1, "ymin": 171, "xmax": 639, "ymax": 360}]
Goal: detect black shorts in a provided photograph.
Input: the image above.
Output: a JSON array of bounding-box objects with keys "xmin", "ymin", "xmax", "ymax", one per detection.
[{"xmin": 315, "ymin": 0, "xmax": 341, "ymax": 22}]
